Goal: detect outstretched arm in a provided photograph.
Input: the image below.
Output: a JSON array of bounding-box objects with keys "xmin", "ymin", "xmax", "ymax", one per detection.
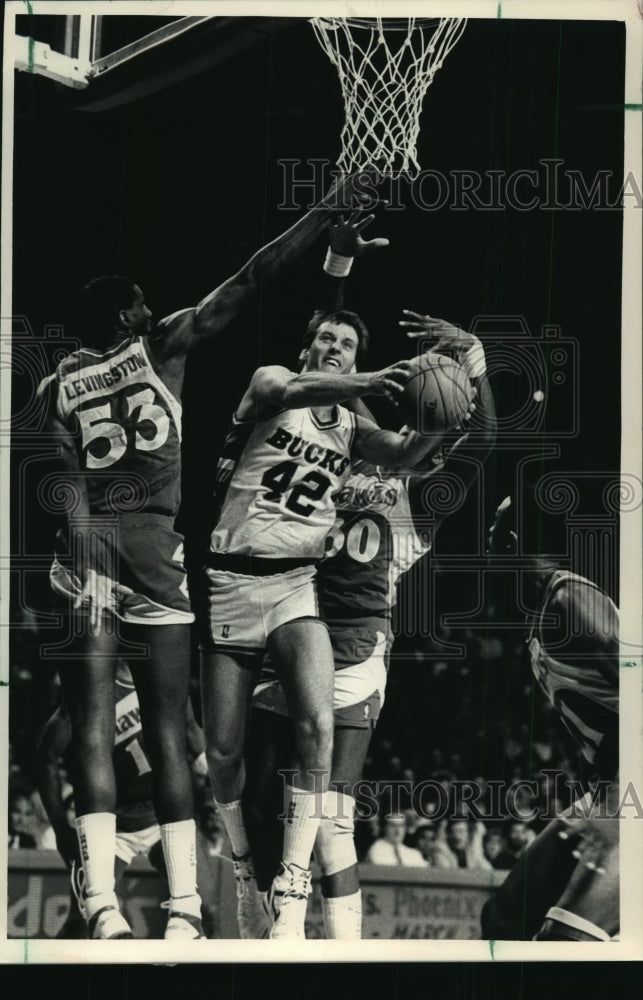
[
  {"xmin": 149, "ymin": 172, "xmax": 384, "ymax": 359},
  {"xmin": 237, "ymin": 359, "xmax": 414, "ymax": 419}
]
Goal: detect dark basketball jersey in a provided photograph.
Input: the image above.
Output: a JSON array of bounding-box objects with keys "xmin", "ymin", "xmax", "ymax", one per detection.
[
  {"xmin": 39, "ymin": 336, "xmax": 182, "ymax": 516},
  {"xmin": 113, "ymin": 677, "xmax": 156, "ymax": 832},
  {"xmin": 317, "ymin": 462, "xmax": 430, "ymax": 620},
  {"xmin": 527, "ymin": 571, "xmax": 619, "ymax": 774}
]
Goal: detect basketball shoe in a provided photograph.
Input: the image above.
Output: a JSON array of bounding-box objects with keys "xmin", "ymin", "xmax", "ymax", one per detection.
[
  {"xmin": 162, "ymin": 896, "xmax": 205, "ymax": 939},
  {"xmin": 71, "ymin": 862, "xmax": 133, "ymax": 940},
  {"xmin": 267, "ymin": 862, "xmax": 312, "ymax": 940},
  {"xmin": 233, "ymin": 852, "xmax": 271, "ymax": 939}
]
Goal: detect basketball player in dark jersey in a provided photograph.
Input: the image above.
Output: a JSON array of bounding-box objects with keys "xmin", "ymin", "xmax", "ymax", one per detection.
[
  {"xmin": 37, "ymin": 171, "xmax": 372, "ymax": 940},
  {"xmin": 480, "ymin": 495, "xmax": 619, "ymax": 942}
]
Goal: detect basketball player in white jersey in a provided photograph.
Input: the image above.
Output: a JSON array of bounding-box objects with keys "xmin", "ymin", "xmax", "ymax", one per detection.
[
  {"xmin": 243, "ymin": 310, "xmax": 494, "ymax": 938},
  {"xmin": 481, "ymin": 495, "xmax": 619, "ymax": 942},
  {"xmin": 199, "ymin": 224, "xmax": 468, "ymax": 937},
  {"xmin": 38, "ymin": 170, "xmax": 371, "ymax": 940}
]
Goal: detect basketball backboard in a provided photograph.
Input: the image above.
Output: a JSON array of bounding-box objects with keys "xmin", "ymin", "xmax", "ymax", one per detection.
[{"xmin": 11, "ymin": 7, "xmax": 299, "ymax": 109}]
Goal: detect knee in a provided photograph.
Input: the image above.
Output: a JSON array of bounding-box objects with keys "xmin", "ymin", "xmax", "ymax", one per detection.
[
  {"xmin": 206, "ymin": 741, "xmax": 244, "ymax": 777},
  {"xmin": 294, "ymin": 708, "xmax": 334, "ymax": 748},
  {"xmin": 314, "ymin": 792, "xmax": 357, "ymax": 875}
]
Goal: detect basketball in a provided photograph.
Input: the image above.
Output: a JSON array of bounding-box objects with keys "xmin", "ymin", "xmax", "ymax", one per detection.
[{"xmin": 398, "ymin": 353, "xmax": 474, "ymax": 437}]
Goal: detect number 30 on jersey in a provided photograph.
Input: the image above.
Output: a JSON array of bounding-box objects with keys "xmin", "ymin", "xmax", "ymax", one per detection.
[{"xmin": 325, "ymin": 514, "xmax": 382, "ymax": 564}]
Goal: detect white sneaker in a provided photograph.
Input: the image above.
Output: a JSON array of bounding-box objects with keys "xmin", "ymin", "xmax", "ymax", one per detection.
[
  {"xmin": 162, "ymin": 896, "xmax": 205, "ymax": 939},
  {"xmin": 84, "ymin": 891, "xmax": 133, "ymax": 940},
  {"xmin": 267, "ymin": 862, "xmax": 312, "ymax": 940},
  {"xmin": 233, "ymin": 853, "xmax": 271, "ymax": 939}
]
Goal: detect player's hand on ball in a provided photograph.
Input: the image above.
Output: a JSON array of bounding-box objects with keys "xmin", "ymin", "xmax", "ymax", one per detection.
[
  {"xmin": 400, "ymin": 309, "xmax": 474, "ymax": 350},
  {"xmin": 399, "ymin": 309, "xmax": 465, "ymax": 340},
  {"xmin": 328, "ymin": 209, "xmax": 389, "ymax": 257},
  {"xmin": 457, "ymin": 394, "xmax": 477, "ymax": 430},
  {"xmin": 400, "ymin": 311, "xmax": 486, "ymax": 380}
]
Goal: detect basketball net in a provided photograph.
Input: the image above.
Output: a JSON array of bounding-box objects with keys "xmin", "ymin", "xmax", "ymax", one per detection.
[{"xmin": 311, "ymin": 17, "xmax": 467, "ymax": 177}]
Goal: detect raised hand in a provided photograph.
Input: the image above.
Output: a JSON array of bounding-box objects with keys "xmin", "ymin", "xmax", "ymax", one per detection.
[{"xmin": 328, "ymin": 209, "xmax": 389, "ymax": 258}]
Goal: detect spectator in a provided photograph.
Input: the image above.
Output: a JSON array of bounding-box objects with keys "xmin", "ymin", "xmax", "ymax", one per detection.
[
  {"xmin": 505, "ymin": 820, "xmax": 534, "ymax": 859},
  {"xmin": 365, "ymin": 814, "xmax": 427, "ymax": 867},
  {"xmin": 8, "ymin": 790, "xmax": 36, "ymax": 849},
  {"xmin": 402, "ymin": 805, "xmax": 423, "ymax": 846},
  {"xmin": 411, "ymin": 820, "xmax": 440, "ymax": 865},
  {"xmin": 482, "ymin": 827, "xmax": 516, "ymax": 870},
  {"xmin": 432, "ymin": 818, "xmax": 493, "ymax": 871}
]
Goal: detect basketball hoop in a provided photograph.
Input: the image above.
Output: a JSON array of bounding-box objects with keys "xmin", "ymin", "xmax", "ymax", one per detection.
[{"xmin": 311, "ymin": 17, "xmax": 467, "ymax": 177}]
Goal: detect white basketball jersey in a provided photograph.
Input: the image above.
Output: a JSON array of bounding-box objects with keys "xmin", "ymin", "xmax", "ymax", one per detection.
[{"xmin": 210, "ymin": 405, "xmax": 357, "ymax": 560}]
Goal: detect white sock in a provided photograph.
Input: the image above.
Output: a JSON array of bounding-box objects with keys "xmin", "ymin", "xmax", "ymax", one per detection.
[
  {"xmin": 282, "ymin": 786, "xmax": 325, "ymax": 871},
  {"xmin": 322, "ymin": 891, "xmax": 362, "ymax": 940},
  {"xmin": 160, "ymin": 819, "xmax": 199, "ymax": 904},
  {"xmin": 214, "ymin": 799, "xmax": 250, "ymax": 858},
  {"xmin": 75, "ymin": 812, "xmax": 116, "ymax": 898}
]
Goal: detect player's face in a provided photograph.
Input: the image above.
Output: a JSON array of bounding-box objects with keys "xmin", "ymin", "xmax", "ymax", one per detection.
[
  {"xmin": 122, "ymin": 285, "xmax": 153, "ymax": 336},
  {"xmin": 304, "ymin": 321, "xmax": 359, "ymax": 375}
]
